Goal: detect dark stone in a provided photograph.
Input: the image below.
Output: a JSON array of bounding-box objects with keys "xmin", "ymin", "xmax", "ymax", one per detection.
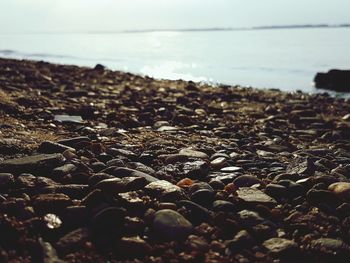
[
  {"xmin": 213, "ymin": 200, "xmax": 236, "ymax": 213},
  {"xmin": 265, "ymin": 183, "xmax": 288, "ymax": 199},
  {"xmin": 263, "ymin": 237, "xmax": 298, "ymax": 256},
  {"xmin": 152, "ymin": 209, "xmax": 193, "ymax": 240},
  {"xmin": 177, "ymin": 200, "xmax": 212, "ymax": 225},
  {"xmin": 91, "ymin": 207, "xmax": 126, "ymax": 249},
  {"xmin": 0, "ymin": 173, "xmax": 15, "ymax": 191},
  {"xmin": 38, "ymin": 141, "xmax": 75, "ymax": 154},
  {"xmin": 233, "ymin": 175, "xmax": 262, "ymax": 187},
  {"xmin": 56, "ymin": 228, "xmax": 89, "ymax": 255},
  {"xmin": 226, "ymin": 230, "xmax": 255, "ymax": 254},
  {"xmin": 0, "ymin": 154, "xmax": 65, "ymax": 175},
  {"xmin": 57, "ymin": 136, "xmax": 91, "ymax": 148},
  {"xmin": 314, "ymin": 69, "xmax": 350, "ymax": 92}
]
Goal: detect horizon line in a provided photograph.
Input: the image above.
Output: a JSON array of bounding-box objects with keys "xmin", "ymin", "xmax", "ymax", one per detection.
[{"xmin": 1, "ymin": 23, "xmax": 350, "ymax": 35}]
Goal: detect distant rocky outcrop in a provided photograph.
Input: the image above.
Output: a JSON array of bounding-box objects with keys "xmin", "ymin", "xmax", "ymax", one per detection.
[{"xmin": 314, "ymin": 69, "xmax": 350, "ymax": 92}]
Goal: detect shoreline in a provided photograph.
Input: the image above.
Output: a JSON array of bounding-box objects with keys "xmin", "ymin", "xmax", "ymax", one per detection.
[{"xmin": 1, "ymin": 57, "xmax": 350, "ymax": 262}]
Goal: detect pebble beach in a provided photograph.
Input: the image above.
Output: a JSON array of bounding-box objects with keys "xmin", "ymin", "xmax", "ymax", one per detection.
[{"xmin": 1, "ymin": 57, "xmax": 350, "ymax": 262}]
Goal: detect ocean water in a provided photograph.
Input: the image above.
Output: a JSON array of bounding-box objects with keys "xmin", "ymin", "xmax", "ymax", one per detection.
[{"xmin": 1, "ymin": 27, "xmax": 350, "ymax": 95}]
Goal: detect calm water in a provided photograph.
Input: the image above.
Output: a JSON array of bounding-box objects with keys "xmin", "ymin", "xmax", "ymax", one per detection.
[{"xmin": 1, "ymin": 28, "xmax": 350, "ymax": 94}]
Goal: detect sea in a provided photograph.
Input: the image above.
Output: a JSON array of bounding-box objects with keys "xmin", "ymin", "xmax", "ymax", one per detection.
[{"xmin": 1, "ymin": 27, "xmax": 350, "ymax": 96}]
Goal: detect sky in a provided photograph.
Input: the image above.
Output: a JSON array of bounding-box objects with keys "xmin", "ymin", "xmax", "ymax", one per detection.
[{"xmin": 0, "ymin": 0, "xmax": 349, "ymax": 33}]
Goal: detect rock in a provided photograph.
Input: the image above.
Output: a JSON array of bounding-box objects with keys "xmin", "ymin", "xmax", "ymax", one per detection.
[
  {"xmin": 54, "ymin": 115, "xmax": 83, "ymax": 124},
  {"xmin": 91, "ymin": 207, "xmax": 126, "ymax": 248},
  {"xmin": 51, "ymin": 164, "xmax": 76, "ymax": 178},
  {"xmin": 213, "ymin": 200, "xmax": 236, "ymax": 212},
  {"xmin": 210, "ymin": 157, "xmax": 227, "ymax": 169},
  {"xmin": 237, "ymin": 187, "xmax": 277, "ymax": 206},
  {"xmin": 286, "ymin": 157, "xmax": 315, "ymax": 175},
  {"xmin": 220, "ymin": 166, "xmax": 243, "ymax": 173},
  {"xmin": 43, "ymin": 213, "xmax": 62, "ymax": 229},
  {"xmin": 94, "ymin": 64, "xmax": 105, "ymax": 71},
  {"xmin": 0, "ymin": 154, "xmax": 65, "ymax": 175},
  {"xmin": 56, "ymin": 228, "xmax": 89, "ymax": 255},
  {"xmin": 306, "ymin": 189, "xmax": 340, "ymax": 206},
  {"xmin": 33, "ymin": 193, "xmax": 72, "ymax": 214},
  {"xmin": 226, "ymin": 230, "xmax": 255, "ymax": 254},
  {"xmin": 309, "ymin": 238, "xmax": 350, "ymax": 258},
  {"xmin": 177, "ymin": 200, "xmax": 212, "ymax": 225},
  {"xmin": 118, "ymin": 236, "xmax": 151, "ymax": 258},
  {"xmin": 233, "ymin": 175, "xmax": 262, "ymax": 187},
  {"xmin": 112, "ymin": 167, "xmax": 158, "ymax": 183},
  {"xmin": 263, "ymin": 238, "xmax": 298, "ymax": 256},
  {"xmin": 153, "ymin": 209, "xmax": 193, "ymax": 240},
  {"xmin": 145, "ymin": 180, "xmax": 185, "ymax": 201},
  {"xmin": 237, "ymin": 210, "xmax": 264, "ymax": 227},
  {"xmin": 57, "ymin": 136, "xmax": 91, "ymax": 148},
  {"xmin": 189, "ymin": 182, "xmax": 214, "ymax": 207},
  {"xmin": 118, "ymin": 191, "xmax": 144, "ymax": 209},
  {"xmin": 314, "ymin": 69, "xmax": 350, "ymax": 92},
  {"xmin": 182, "ymin": 160, "xmax": 209, "ymax": 179},
  {"xmin": 179, "ymin": 148, "xmax": 209, "ymax": 160},
  {"xmin": 265, "ymin": 184, "xmax": 288, "ymax": 199},
  {"xmin": 0, "ymin": 173, "xmax": 14, "ymax": 190},
  {"xmin": 39, "ymin": 238, "xmax": 66, "ymax": 263},
  {"xmin": 38, "ymin": 141, "xmax": 75, "ymax": 154},
  {"xmin": 329, "ymin": 182, "xmax": 350, "ymax": 200},
  {"xmin": 185, "ymin": 235, "xmax": 209, "ymax": 253}
]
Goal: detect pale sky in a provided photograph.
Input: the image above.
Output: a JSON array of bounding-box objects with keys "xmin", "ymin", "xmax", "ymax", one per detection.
[{"xmin": 0, "ymin": 0, "xmax": 349, "ymax": 33}]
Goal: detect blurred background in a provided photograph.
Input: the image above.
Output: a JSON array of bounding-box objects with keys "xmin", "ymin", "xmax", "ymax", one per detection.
[{"xmin": 0, "ymin": 0, "xmax": 349, "ymax": 93}]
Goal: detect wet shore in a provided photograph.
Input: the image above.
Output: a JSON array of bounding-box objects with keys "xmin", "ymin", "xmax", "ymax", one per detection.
[{"xmin": 1, "ymin": 58, "xmax": 350, "ymax": 262}]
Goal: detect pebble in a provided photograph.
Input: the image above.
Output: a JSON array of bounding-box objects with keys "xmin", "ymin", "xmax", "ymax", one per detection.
[
  {"xmin": 54, "ymin": 115, "xmax": 83, "ymax": 124},
  {"xmin": 0, "ymin": 153, "xmax": 65, "ymax": 175},
  {"xmin": 213, "ymin": 200, "xmax": 236, "ymax": 212},
  {"xmin": 56, "ymin": 228, "xmax": 89, "ymax": 254},
  {"xmin": 226, "ymin": 230, "xmax": 255, "ymax": 254},
  {"xmin": 265, "ymin": 183, "xmax": 288, "ymax": 199},
  {"xmin": 145, "ymin": 180, "xmax": 185, "ymax": 201},
  {"xmin": 237, "ymin": 187, "xmax": 277, "ymax": 206},
  {"xmin": 262, "ymin": 237, "xmax": 298, "ymax": 256},
  {"xmin": 328, "ymin": 182, "xmax": 350, "ymax": 200},
  {"xmin": 233, "ymin": 175, "xmax": 263, "ymax": 187},
  {"xmin": 91, "ymin": 207, "xmax": 126, "ymax": 248},
  {"xmin": 309, "ymin": 238, "xmax": 350, "ymax": 258},
  {"xmin": 179, "ymin": 148, "xmax": 209, "ymax": 160},
  {"xmin": 0, "ymin": 173, "xmax": 15, "ymax": 190},
  {"xmin": 152, "ymin": 209, "xmax": 193, "ymax": 240},
  {"xmin": 118, "ymin": 236, "xmax": 151, "ymax": 258},
  {"xmin": 38, "ymin": 141, "xmax": 75, "ymax": 154},
  {"xmin": 182, "ymin": 160, "xmax": 209, "ymax": 179},
  {"xmin": 33, "ymin": 193, "xmax": 72, "ymax": 214}
]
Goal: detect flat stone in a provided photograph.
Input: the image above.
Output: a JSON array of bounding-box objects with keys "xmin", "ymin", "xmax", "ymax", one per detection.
[
  {"xmin": 183, "ymin": 160, "xmax": 209, "ymax": 179},
  {"xmin": 309, "ymin": 238, "xmax": 350, "ymax": 257},
  {"xmin": 54, "ymin": 115, "xmax": 83, "ymax": 124},
  {"xmin": 153, "ymin": 209, "xmax": 193, "ymax": 240},
  {"xmin": 237, "ymin": 187, "xmax": 277, "ymax": 205},
  {"xmin": 145, "ymin": 180, "xmax": 185, "ymax": 201},
  {"xmin": 233, "ymin": 175, "xmax": 262, "ymax": 187},
  {"xmin": 112, "ymin": 167, "xmax": 158, "ymax": 183},
  {"xmin": 179, "ymin": 148, "xmax": 209, "ymax": 160},
  {"xmin": 0, "ymin": 153, "xmax": 65, "ymax": 175},
  {"xmin": 329, "ymin": 182, "xmax": 350, "ymax": 200},
  {"xmin": 39, "ymin": 238, "xmax": 66, "ymax": 263},
  {"xmin": 0, "ymin": 173, "xmax": 14, "ymax": 190},
  {"xmin": 263, "ymin": 238, "xmax": 298, "ymax": 255},
  {"xmin": 57, "ymin": 136, "xmax": 91, "ymax": 147},
  {"xmin": 33, "ymin": 193, "xmax": 72, "ymax": 214},
  {"xmin": 38, "ymin": 141, "xmax": 75, "ymax": 154},
  {"xmin": 118, "ymin": 236, "xmax": 151, "ymax": 257},
  {"xmin": 56, "ymin": 228, "xmax": 89, "ymax": 255}
]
